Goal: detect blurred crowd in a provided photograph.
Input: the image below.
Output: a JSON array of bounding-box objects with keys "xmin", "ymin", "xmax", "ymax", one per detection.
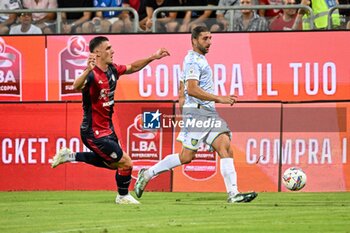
[{"xmin": 0, "ymin": 0, "xmax": 349, "ymax": 35}]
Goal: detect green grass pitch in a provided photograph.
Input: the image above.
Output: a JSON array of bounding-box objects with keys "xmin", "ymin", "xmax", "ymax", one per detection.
[{"xmin": 0, "ymin": 191, "xmax": 349, "ymax": 233}]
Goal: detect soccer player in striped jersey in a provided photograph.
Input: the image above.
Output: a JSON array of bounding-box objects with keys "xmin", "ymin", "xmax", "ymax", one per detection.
[{"xmin": 51, "ymin": 36, "xmax": 170, "ymax": 204}]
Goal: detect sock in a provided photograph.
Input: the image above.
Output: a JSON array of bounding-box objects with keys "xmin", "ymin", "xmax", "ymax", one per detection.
[
  {"xmin": 116, "ymin": 168, "xmax": 132, "ymax": 196},
  {"xmin": 220, "ymin": 158, "xmax": 238, "ymax": 195},
  {"xmin": 75, "ymin": 152, "xmax": 110, "ymax": 169},
  {"xmin": 145, "ymin": 153, "xmax": 181, "ymax": 180}
]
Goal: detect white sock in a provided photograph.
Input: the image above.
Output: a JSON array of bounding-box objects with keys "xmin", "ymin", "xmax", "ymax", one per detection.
[
  {"xmin": 145, "ymin": 153, "xmax": 181, "ymax": 180},
  {"xmin": 220, "ymin": 158, "xmax": 238, "ymax": 195}
]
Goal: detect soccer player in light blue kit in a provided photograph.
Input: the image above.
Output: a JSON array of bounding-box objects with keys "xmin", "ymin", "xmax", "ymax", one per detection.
[{"xmin": 135, "ymin": 26, "xmax": 257, "ymax": 203}]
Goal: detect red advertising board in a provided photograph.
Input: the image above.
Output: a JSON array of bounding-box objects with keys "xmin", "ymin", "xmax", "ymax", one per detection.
[
  {"xmin": 0, "ymin": 36, "xmax": 46, "ymax": 101},
  {"xmin": 112, "ymin": 102, "xmax": 174, "ymax": 191},
  {"xmin": 0, "ymin": 103, "xmax": 67, "ymax": 190},
  {"xmin": 46, "ymin": 36, "xmax": 90, "ymax": 101},
  {"xmin": 45, "ymin": 32, "xmax": 350, "ymax": 102},
  {"xmin": 172, "ymin": 103, "xmax": 281, "ymax": 193},
  {"xmin": 0, "ymin": 102, "xmax": 349, "ymax": 192},
  {"xmin": 0, "ymin": 33, "xmax": 349, "ymax": 102},
  {"xmin": 0, "ymin": 102, "xmax": 174, "ymax": 191},
  {"xmin": 0, "ymin": 32, "xmax": 349, "ymax": 192},
  {"xmin": 279, "ymin": 103, "xmax": 350, "ymax": 192},
  {"xmin": 172, "ymin": 102, "xmax": 350, "ymax": 192}
]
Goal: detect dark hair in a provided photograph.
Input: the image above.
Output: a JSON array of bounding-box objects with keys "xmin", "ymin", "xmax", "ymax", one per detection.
[
  {"xmin": 191, "ymin": 26, "xmax": 209, "ymax": 41},
  {"xmin": 89, "ymin": 36, "xmax": 109, "ymax": 52}
]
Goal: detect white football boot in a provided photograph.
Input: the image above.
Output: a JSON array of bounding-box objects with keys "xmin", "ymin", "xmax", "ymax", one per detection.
[
  {"xmin": 51, "ymin": 148, "xmax": 74, "ymax": 168},
  {"xmin": 115, "ymin": 193, "xmax": 140, "ymax": 204}
]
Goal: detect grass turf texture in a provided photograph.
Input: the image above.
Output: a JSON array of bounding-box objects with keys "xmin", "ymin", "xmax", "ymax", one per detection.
[{"xmin": 0, "ymin": 191, "xmax": 349, "ymax": 233}]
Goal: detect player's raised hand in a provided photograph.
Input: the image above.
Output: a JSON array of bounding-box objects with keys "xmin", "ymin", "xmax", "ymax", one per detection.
[
  {"xmin": 87, "ymin": 53, "xmax": 97, "ymax": 71},
  {"xmin": 153, "ymin": 48, "xmax": 170, "ymax": 59},
  {"xmin": 217, "ymin": 95, "xmax": 237, "ymax": 106}
]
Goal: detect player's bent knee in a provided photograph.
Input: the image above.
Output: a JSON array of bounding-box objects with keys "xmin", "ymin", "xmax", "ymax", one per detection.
[
  {"xmin": 216, "ymin": 146, "xmax": 233, "ymax": 158},
  {"xmin": 179, "ymin": 150, "xmax": 196, "ymax": 164},
  {"xmin": 180, "ymin": 157, "xmax": 192, "ymax": 164},
  {"xmin": 106, "ymin": 162, "xmax": 119, "ymax": 170},
  {"xmin": 120, "ymin": 153, "xmax": 133, "ymax": 166}
]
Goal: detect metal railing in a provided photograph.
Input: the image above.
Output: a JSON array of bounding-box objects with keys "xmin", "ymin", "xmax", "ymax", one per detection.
[
  {"xmin": 328, "ymin": 5, "xmax": 350, "ymax": 29},
  {"xmin": 0, "ymin": 7, "xmax": 139, "ymax": 33},
  {"xmin": 152, "ymin": 5, "xmax": 314, "ymax": 32},
  {"xmin": 2, "ymin": 5, "xmax": 350, "ymax": 33}
]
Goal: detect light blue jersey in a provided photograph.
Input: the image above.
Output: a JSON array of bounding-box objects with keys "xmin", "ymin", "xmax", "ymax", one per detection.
[{"xmin": 182, "ymin": 50, "xmax": 215, "ymax": 111}]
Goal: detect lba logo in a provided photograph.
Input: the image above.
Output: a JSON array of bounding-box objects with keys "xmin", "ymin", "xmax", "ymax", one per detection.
[
  {"xmin": 142, "ymin": 109, "xmax": 161, "ymax": 129},
  {"xmin": 59, "ymin": 36, "xmax": 89, "ymax": 99},
  {"xmin": 127, "ymin": 114, "xmax": 163, "ymax": 178},
  {"xmin": 0, "ymin": 37, "xmax": 22, "ymax": 100}
]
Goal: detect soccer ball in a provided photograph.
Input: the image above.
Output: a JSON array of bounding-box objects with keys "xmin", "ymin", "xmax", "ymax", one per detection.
[{"xmin": 282, "ymin": 167, "xmax": 307, "ymax": 191}]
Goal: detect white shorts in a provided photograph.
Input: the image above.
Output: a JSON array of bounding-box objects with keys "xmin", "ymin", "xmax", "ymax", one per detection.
[{"xmin": 176, "ymin": 107, "xmax": 231, "ymax": 151}]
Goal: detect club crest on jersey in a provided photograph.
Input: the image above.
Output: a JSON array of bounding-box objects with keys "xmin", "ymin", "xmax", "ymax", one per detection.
[
  {"xmin": 110, "ymin": 152, "xmax": 117, "ymax": 159},
  {"xmin": 99, "ymin": 88, "xmax": 108, "ymax": 100},
  {"xmin": 191, "ymin": 138, "xmax": 198, "ymax": 146}
]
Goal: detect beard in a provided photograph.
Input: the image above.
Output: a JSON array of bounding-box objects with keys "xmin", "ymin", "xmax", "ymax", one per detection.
[{"xmin": 197, "ymin": 43, "xmax": 209, "ymax": 55}]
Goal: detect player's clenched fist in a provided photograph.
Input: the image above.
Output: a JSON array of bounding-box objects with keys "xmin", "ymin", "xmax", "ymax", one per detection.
[
  {"xmin": 87, "ymin": 53, "xmax": 97, "ymax": 71},
  {"xmin": 153, "ymin": 48, "xmax": 170, "ymax": 59}
]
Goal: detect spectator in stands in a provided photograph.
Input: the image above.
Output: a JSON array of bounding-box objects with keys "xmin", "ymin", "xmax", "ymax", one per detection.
[
  {"xmin": 22, "ymin": 0, "xmax": 57, "ymax": 34},
  {"xmin": 124, "ymin": 0, "xmax": 148, "ymax": 31},
  {"xmin": 0, "ymin": 0, "xmax": 22, "ymax": 35},
  {"xmin": 298, "ymin": 0, "xmax": 340, "ymax": 30},
  {"xmin": 9, "ymin": 11, "xmax": 43, "ymax": 34},
  {"xmin": 144, "ymin": 0, "xmax": 181, "ymax": 32},
  {"xmin": 269, "ymin": 0, "xmax": 301, "ymax": 30},
  {"xmin": 258, "ymin": 0, "xmax": 283, "ymax": 22},
  {"xmin": 172, "ymin": 0, "xmax": 188, "ymax": 28},
  {"xmin": 347, "ymin": 20, "xmax": 350, "ymax": 29},
  {"xmin": 211, "ymin": 0, "xmax": 242, "ymax": 31},
  {"xmin": 58, "ymin": 0, "xmax": 93, "ymax": 33},
  {"xmin": 232, "ymin": 0, "xmax": 269, "ymax": 31},
  {"xmin": 178, "ymin": 0, "xmax": 219, "ymax": 32},
  {"xmin": 81, "ymin": 0, "xmax": 133, "ymax": 33},
  {"xmin": 338, "ymin": 0, "xmax": 350, "ymax": 26}
]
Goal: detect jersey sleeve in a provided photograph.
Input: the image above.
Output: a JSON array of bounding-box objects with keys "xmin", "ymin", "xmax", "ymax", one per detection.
[
  {"xmin": 82, "ymin": 71, "xmax": 94, "ymax": 92},
  {"xmin": 184, "ymin": 62, "xmax": 201, "ymax": 82},
  {"xmin": 113, "ymin": 64, "xmax": 127, "ymax": 76}
]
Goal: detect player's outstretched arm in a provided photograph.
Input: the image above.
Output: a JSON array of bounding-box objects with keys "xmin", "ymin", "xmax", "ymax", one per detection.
[{"xmin": 124, "ymin": 48, "xmax": 170, "ymax": 74}]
